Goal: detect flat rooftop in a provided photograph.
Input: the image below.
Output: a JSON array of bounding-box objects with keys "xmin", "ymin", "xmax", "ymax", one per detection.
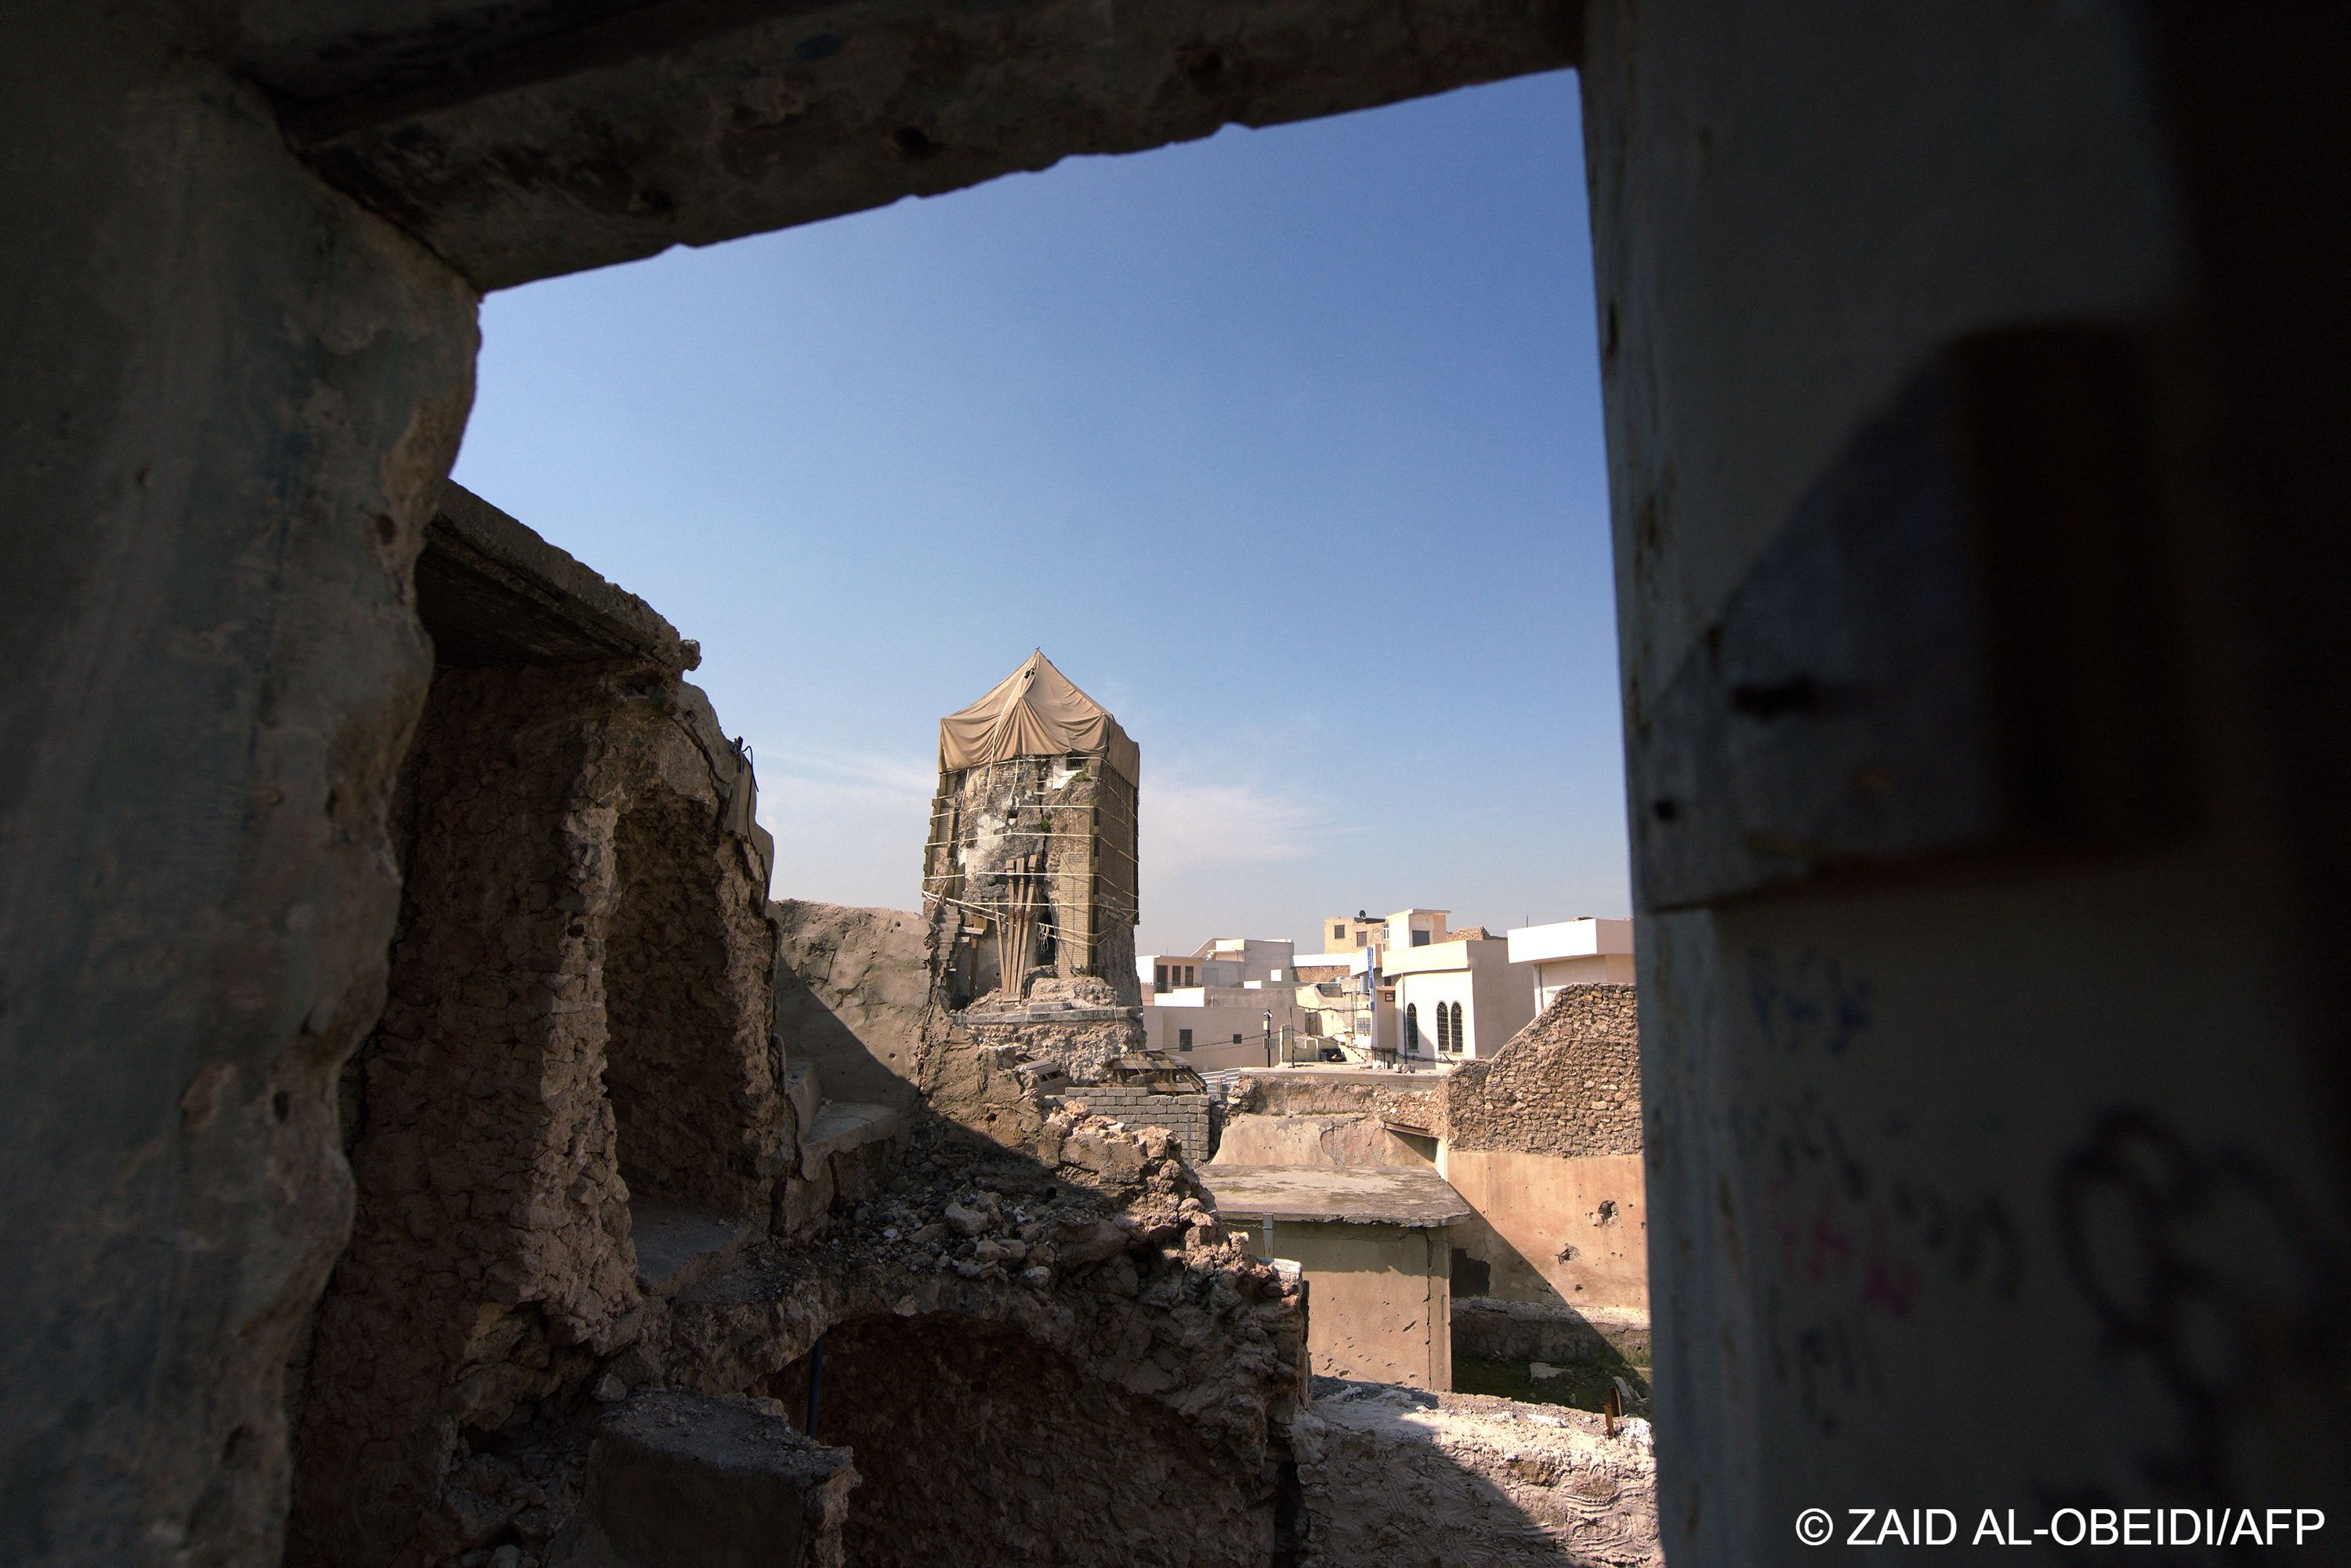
[
  {"xmin": 1231, "ymin": 1066, "xmax": 1452, "ymax": 1085},
  {"xmin": 1201, "ymin": 1165, "xmax": 1473, "ymax": 1229}
]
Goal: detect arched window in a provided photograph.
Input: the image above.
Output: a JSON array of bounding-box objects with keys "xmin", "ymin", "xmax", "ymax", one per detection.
[
  {"xmin": 1449, "ymin": 1001, "xmax": 1465, "ymax": 1052},
  {"xmin": 1405, "ymin": 1003, "xmax": 1420, "ymax": 1052},
  {"xmin": 1435, "ymin": 1002, "xmax": 1452, "ymax": 1053}
]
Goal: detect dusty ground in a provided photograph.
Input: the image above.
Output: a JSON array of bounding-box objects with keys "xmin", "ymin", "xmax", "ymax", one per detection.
[{"xmin": 1293, "ymin": 1378, "xmax": 1661, "ymax": 1567}]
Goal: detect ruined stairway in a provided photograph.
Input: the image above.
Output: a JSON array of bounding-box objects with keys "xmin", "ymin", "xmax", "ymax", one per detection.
[
  {"xmin": 628, "ymin": 1059, "xmax": 908, "ymax": 1299},
  {"xmin": 781, "ymin": 1058, "xmax": 908, "ymax": 1221}
]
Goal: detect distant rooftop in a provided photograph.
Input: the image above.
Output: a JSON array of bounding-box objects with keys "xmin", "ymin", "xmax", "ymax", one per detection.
[{"xmin": 1201, "ymin": 1165, "xmax": 1473, "ymax": 1229}]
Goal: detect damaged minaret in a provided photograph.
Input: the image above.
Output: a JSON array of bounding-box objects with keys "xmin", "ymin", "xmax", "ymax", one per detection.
[{"xmin": 922, "ymin": 651, "xmax": 1144, "ymax": 1077}]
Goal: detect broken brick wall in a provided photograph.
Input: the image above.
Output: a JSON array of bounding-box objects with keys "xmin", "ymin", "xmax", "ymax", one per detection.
[
  {"xmin": 287, "ymin": 661, "xmax": 783, "ymax": 1568},
  {"xmin": 1444, "ymin": 986, "xmax": 1642, "ymax": 1159},
  {"xmin": 1063, "ymin": 1085, "xmax": 1213, "ymax": 1167},
  {"xmin": 1442, "ymin": 987, "xmax": 1648, "ymax": 1313}
]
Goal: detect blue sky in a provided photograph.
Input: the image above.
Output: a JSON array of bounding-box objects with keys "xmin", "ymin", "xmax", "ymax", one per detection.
[{"xmin": 452, "ymin": 68, "xmax": 1628, "ymax": 954}]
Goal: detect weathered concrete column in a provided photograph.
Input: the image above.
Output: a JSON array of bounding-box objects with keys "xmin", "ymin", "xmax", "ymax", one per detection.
[
  {"xmin": 1580, "ymin": 4, "xmax": 2349, "ymax": 1559},
  {"xmin": 0, "ymin": 10, "xmax": 476, "ymax": 1564}
]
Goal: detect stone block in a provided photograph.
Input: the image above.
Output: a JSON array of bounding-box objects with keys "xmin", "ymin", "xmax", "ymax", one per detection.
[{"xmin": 546, "ymin": 1390, "xmax": 857, "ymax": 1568}]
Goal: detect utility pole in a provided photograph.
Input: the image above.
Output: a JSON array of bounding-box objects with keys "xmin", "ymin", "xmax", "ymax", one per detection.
[{"xmin": 1263, "ymin": 1009, "xmax": 1274, "ymax": 1069}]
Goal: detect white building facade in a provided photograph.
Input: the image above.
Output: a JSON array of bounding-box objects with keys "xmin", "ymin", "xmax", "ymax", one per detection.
[
  {"xmin": 1136, "ymin": 936, "xmax": 1310, "ymax": 1069},
  {"xmin": 1505, "ymin": 918, "xmax": 1636, "ymax": 1012},
  {"xmin": 1380, "ymin": 932, "xmax": 1535, "ymax": 1064}
]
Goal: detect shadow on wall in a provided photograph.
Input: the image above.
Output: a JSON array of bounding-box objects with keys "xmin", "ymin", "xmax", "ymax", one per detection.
[
  {"xmin": 766, "ymin": 1313, "xmax": 1285, "ymax": 1568},
  {"xmin": 770, "ymin": 900, "xmax": 929, "ymax": 1111},
  {"xmin": 607, "ymin": 782, "xmax": 775, "ymax": 1211},
  {"xmin": 1451, "ymin": 1297, "xmax": 1653, "ymax": 1416}
]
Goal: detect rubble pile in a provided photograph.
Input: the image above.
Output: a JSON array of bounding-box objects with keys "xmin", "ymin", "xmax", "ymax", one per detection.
[
  {"xmin": 1292, "ymin": 1378, "xmax": 1661, "ymax": 1567},
  {"xmin": 667, "ymin": 1111, "xmax": 1310, "ymax": 1453},
  {"xmin": 410, "ymin": 1113, "xmax": 1309, "ymax": 1568}
]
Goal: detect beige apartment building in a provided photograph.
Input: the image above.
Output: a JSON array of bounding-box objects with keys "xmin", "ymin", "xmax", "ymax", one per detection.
[
  {"xmin": 1135, "ymin": 936, "xmax": 1312, "ymax": 1069},
  {"xmin": 1319, "ymin": 907, "xmax": 1451, "ymax": 964}
]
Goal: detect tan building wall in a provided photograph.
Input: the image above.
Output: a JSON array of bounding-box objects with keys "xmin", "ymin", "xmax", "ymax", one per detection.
[
  {"xmin": 1140, "ymin": 994, "xmax": 1306, "ymax": 1069},
  {"xmin": 1319, "ymin": 914, "xmax": 1385, "ymax": 956},
  {"xmin": 1213, "ymin": 1113, "xmax": 1416, "ymax": 1168},
  {"xmin": 1440, "ymin": 1150, "xmax": 1648, "ymax": 1312},
  {"xmin": 1263, "ymin": 1221, "xmax": 1453, "ymax": 1391}
]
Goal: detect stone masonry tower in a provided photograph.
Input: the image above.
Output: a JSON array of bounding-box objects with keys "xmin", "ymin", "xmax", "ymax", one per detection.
[{"xmin": 922, "ymin": 653, "xmax": 1143, "ymax": 1073}]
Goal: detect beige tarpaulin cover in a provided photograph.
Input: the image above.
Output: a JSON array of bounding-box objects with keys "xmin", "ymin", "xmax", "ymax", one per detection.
[{"xmin": 937, "ymin": 650, "xmax": 1140, "ymax": 785}]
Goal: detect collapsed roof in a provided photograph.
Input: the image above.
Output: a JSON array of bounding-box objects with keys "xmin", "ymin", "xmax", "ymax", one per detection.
[{"xmin": 937, "ymin": 650, "xmax": 1140, "ymax": 785}]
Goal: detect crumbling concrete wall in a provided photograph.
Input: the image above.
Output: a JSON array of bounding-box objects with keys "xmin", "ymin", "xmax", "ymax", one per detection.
[
  {"xmin": 1230, "ymin": 1071, "xmax": 1447, "ymax": 1129},
  {"xmin": 771, "ymin": 901, "xmax": 929, "ymax": 1109},
  {"xmin": 289, "ymin": 663, "xmax": 783, "ymax": 1568},
  {"xmin": 1063, "ymin": 1085, "xmax": 1214, "ymax": 1166},
  {"xmin": 959, "ymin": 1009, "xmax": 1142, "ymax": 1085},
  {"xmin": 1213, "ymin": 1113, "xmax": 1400, "ymax": 1168},
  {"xmin": 1444, "ymin": 1151, "xmax": 1648, "ymax": 1312},
  {"xmin": 1212, "ymin": 1071, "xmax": 1446, "ymax": 1169}
]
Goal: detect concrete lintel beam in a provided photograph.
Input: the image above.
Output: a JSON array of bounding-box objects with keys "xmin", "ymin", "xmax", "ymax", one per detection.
[{"xmin": 245, "ymin": 0, "xmax": 1580, "ymax": 290}]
